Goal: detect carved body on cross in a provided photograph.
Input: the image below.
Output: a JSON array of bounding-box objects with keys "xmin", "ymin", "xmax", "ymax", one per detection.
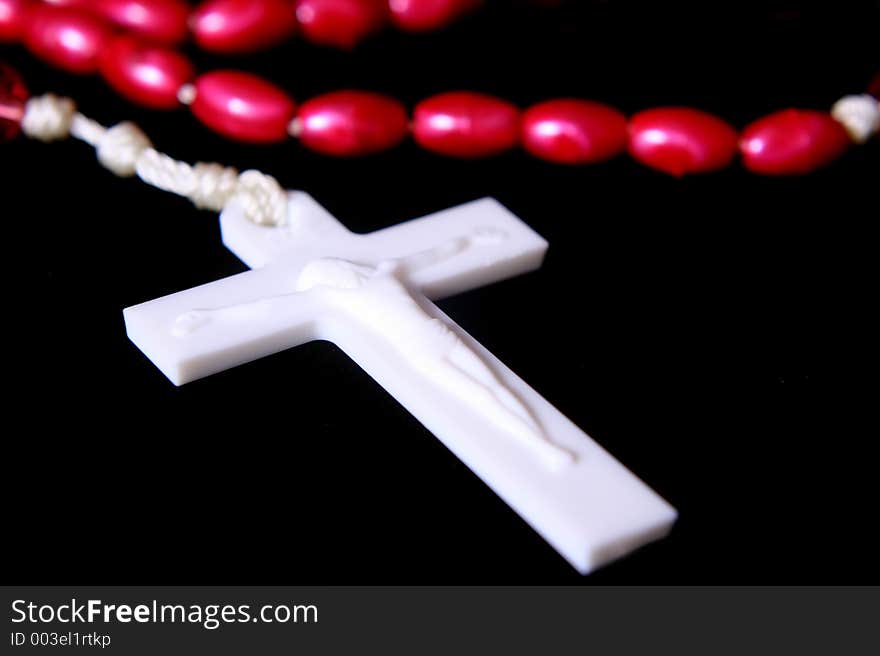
[
  {"xmin": 124, "ymin": 192, "xmax": 677, "ymax": 574},
  {"xmin": 171, "ymin": 235, "xmax": 576, "ymax": 471}
]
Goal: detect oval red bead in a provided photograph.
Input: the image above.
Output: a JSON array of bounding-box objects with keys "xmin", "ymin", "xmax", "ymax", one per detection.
[
  {"xmin": 39, "ymin": 0, "xmax": 92, "ymax": 7},
  {"xmin": 192, "ymin": 0, "xmax": 298, "ymax": 54},
  {"xmin": 867, "ymin": 71, "xmax": 880, "ymax": 99},
  {"xmin": 23, "ymin": 5, "xmax": 113, "ymax": 74},
  {"xmin": 98, "ymin": 35, "xmax": 194, "ymax": 109},
  {"xmin": 388, "ymin": 0, "xmax": 475, "ymax": 32},
  {"xmin": 628, "ymin": 107, "xmax": 738, "ymax": 176},
  {"xmin": 190, "ymin": 70, "xmax": 296, "ymax": 143},
  {"xmin": 92, "ymin": 0, "xmax": 188, "ymax": 44},
  {"xmin": 739, "ymin": 109, "xmax": 850, "ymax": 175},
  {"xmin": 295, "ymin": 0, "xmax": 387, "ymax": 50},
  {"xmin": 296, "ymin": 90, "xmax": 408, "ymax": 156},
  {"xmin": 522, "ymin": 99, "xmax": 627, "ymax": 164},
  {"xmin": 413, "ymin": 91, "xmax": 520, "ymax": 158},
  {"xmin": 0, "ymin": 61, "xmax": 29, "ymax": 142},
  {"xmin": 0, "ymin": 0, "xmax": 29, "ymax": 42}
]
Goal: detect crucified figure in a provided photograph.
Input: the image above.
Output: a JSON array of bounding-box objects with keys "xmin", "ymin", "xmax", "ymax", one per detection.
[{"xmin": 173, "ymin": 231, "xmax": 576, "ymax": 470}]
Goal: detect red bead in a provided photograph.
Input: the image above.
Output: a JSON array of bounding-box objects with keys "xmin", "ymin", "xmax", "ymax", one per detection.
[
  {"xmin": 23, "ymin": 5, "xmax": 113, "ymax": 74},
  {"xmin": 628, "ymin": 107, "xmax": 738, "ymax": 176},
  {"xmin": 191, "ymin": 0, "xmax": 298, "ymax": 54},
  {"xmin": 296, "ymin": 90, "xmax": 408, "ymax": 156},
  {"xmin": 98, "ymin": 35, "xmax": 194, "ymax": 109},
  {"xmin": 388, "ymin": 0, "xmax": 476, "ymax": 32},
  {"xmin": 295, "ymin": 0, "xmax": 386, "ymax": 49},
  {"xmin": 522, "ymin": 99, "xmax": 627, "ymax": 164},
  {"xmin": 740, "ymin": 109, "xmax": 850, "ymax": 175},
  {"xmin": 0, "ymin": 61, "xmax": 29, "ymax": 142},
  {"xmin": 0, "ymin": 0, "xmax": 29, "ymax": 42},
  {"xmin": 868, "ymin": 72, "xmax": 880, "ymax": 99},
  {"xmin": 92, "ymin": 0, "xmax": 188, "ymax": 44},
  {"xmin": 40, "ymin": 0, "xmax": 93, "ymax": 6},
  {"xmin": 413, "ymin": 91, "xmax": 520, "ymax": 158},
  {"xmin": 190, "ymin": 70, "xmax": 296, "ymax": 143}
]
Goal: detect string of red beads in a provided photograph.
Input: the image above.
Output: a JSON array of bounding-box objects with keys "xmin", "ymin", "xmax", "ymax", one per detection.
[
  {"xmin": 0, "ymin": 0, "xmax": 480, "ymax": 52},
  {"xmin": 2, "ymin": 1, "xmax": 878, "ymax": 175}
]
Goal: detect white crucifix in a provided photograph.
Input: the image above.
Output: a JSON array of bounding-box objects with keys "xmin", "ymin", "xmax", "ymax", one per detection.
[{"xmin": 123, "ymin": 193, "xmax": 677, "ymax": 574}]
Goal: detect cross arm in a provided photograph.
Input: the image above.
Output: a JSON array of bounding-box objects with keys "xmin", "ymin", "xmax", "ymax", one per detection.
[
  {"xmin": 221, "ymin": 193, "xmax": 549, "ymax": 300},
  {"xmin": 125, "ymin": 194, "xmax": 551, "ymax": 386},
  {"xmin": 123, "ymin": 261, "xmax": 322, "ymax": 385}
]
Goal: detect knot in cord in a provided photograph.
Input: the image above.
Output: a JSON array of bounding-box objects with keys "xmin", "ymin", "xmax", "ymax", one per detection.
[
  {"xmin": 21, "ymin": 94, "xmax": 76, "ymax": 142},
  {"xmin": 96, "ymin": 122, "xmax": 153, "ymax": 177},
  {"xmin": 233, "ymin": 170, "xmax": 288, "ymax": 227},
  {"xmin": 190, "ymin": 162, "xmax": 241, "ymax": 211},
  {"xmin": 831, "ymin": 94, "xmax": 880, "ymax": 144}
]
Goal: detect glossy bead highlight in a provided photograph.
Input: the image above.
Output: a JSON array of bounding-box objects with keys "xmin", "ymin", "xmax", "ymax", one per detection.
[
  {"xmin": 522, "ymin": 99, "xmax": 627, "ymax": 164},
  {"xmin": 0, "ymin": 0, "xmax": 29, "ymax": 42},
  {"xmin": 0, "ymin": 61, "xmax": 29, "ymax": 142},
  {"xmin": 23, "ymin": 5, "xmax": 113, "ymax": 74},
  {"xmin": 190, "ymin": 70, "xmax": 296, "ymax": 143},
  {"xmin": 296, "ymin": 90, "xmax": 408, "ymax": 156},
  {"xmin": 192, "ymin": 0, "xmax": 298, "ymax": 54},
  {"xmin": 38, "ymin": 0, "xmax": 92, "ymax": 6},
  {"xmin": 93, "ymin": 0, "xmax": 189, "ymax": 44},
  {"xmin": 389, "ymin": 0, "xmax": 476, "ymax": 32},
  {"xmin": 295, "ymin": 0, "xmax": 387, "ymax": 49},
  {"xmin": 740, "ymin": 109, "xmax": 851, "ymax": 175},
  {"xmin": 413, "ymin": 91, "xmax": 520, "ymax": 158},
  {"xmin": 99, "ymin": 35, "xmax": 194, "ymax": 109},
  {"xmin": 628, "ymin": 107, "xmax": 738, "ymax": 176}
]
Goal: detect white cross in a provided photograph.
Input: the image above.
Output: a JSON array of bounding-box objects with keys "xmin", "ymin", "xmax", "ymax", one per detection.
[{"xmin": 123, "ymin": 193, "xmax": 677, "ymax": 574}]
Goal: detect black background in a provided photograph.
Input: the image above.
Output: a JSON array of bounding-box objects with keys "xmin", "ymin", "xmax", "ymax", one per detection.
[{"xmin": 1, "ymin": 1, "xmax": 878, "ymax": 584}]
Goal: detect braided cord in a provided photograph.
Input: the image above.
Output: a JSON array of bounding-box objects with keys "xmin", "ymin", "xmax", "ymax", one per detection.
[{"xmin": 20, "ymin": 94, "xmax": 288, "ymax": 227}]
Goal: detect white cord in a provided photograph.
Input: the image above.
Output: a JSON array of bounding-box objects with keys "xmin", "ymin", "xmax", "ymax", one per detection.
[{"xmin": 20, "ymin": 94, "xmax": 288, "ymax": 227}]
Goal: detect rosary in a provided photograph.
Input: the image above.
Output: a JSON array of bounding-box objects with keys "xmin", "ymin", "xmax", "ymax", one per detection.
[{"xmin": 2, "ymin": 0, "xmax": 878, "ymax": 575}]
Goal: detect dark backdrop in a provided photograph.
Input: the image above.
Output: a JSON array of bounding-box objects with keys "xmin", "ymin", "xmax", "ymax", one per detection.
[{"xmin": 2, "ymin": 1, "xmax": 877, "ymax": 583}]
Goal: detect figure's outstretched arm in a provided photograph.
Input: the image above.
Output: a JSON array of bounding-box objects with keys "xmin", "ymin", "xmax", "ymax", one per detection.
[
  {"xmin": 390, "ymin": 235, "xmax": 471, "ymax": 275},
  {"xmin": 391, "ymin": 225, "xmax": 510, "ymax": 275},
  {"xmin": 171, "ymin": 294, "xmax": 304, "ymax": 337}
]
